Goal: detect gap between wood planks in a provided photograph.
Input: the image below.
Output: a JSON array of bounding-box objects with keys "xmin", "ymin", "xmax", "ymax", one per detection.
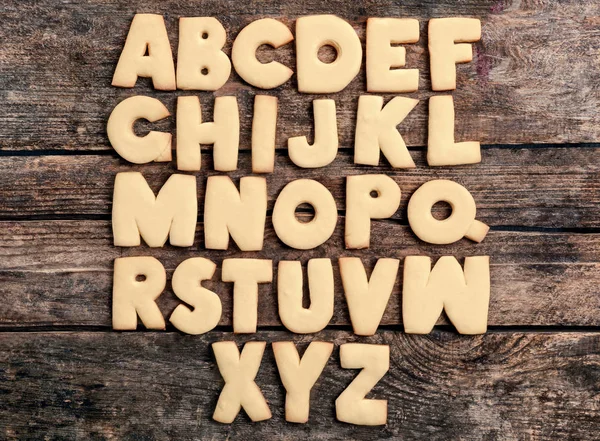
[
  {"xmin": 1, "ymin": 142, "xmax": 600, "ymax": 157},
  {"xmin": 1, "ymin": 324, "xmax": 600, "ymax": 333},
  {"xmin": 0, "ymin": 213, "xmax": 597, "ymax": 235}
]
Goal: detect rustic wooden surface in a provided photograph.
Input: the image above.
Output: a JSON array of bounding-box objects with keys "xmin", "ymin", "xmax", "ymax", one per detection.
[
  {"xmin": 1, "ymin": 0, "xmax": 599, "ymax": 439},
  {"xmin": 1, "ymin": 220, "xmax": 599, "ymax": 328},
  {"xmin": 2, "ymin": 331, "xmax": 599, "ymax": 440},
  {"xmin": 1, "ymin": 147, "xmax": 599, "ymax": 227},
  {"xmin": 1, "ymin": 0, "xmax": 599, "ymax": 151}
]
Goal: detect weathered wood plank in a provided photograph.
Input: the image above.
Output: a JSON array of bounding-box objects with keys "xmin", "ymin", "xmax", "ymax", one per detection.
[
  {"xmin": 1, "ymin": 0, "xmax": 599, "ymax": 151},
  {"xmin": 1, "ymin": 220, "xmax": 598, "ymax": 328},
  {"xmin": 1, "ymin": 330, "xmax": 598, "ymax": 440},
  {"xmin": 2, "ymin": 147, "xmax": 599, "ymax": 228}
]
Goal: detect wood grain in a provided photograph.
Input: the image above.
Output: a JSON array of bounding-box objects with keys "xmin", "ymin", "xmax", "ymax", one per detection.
[
  {"xmin": 2, "ymin": 147, "xmax": 599, "ymax": 228},
  {"xmin": 1, "ymin": 330, "xmax": 599, "ymax": 440},
  {"xmin": 1, "ymin": 220, "xmax": 598, "ymax": 328},
  {"xmin": 1, "ymin": 0, "xmax": 599, "ymax": 151},
  {"xmin": 1, "ymin": 0, "xmax": 599, "ymax": 438}
]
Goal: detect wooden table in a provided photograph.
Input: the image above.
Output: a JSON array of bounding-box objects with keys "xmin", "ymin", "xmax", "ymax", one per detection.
[{"xmin": 1, "ymin": 0, "xmax": 599, "ymax": 439}]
